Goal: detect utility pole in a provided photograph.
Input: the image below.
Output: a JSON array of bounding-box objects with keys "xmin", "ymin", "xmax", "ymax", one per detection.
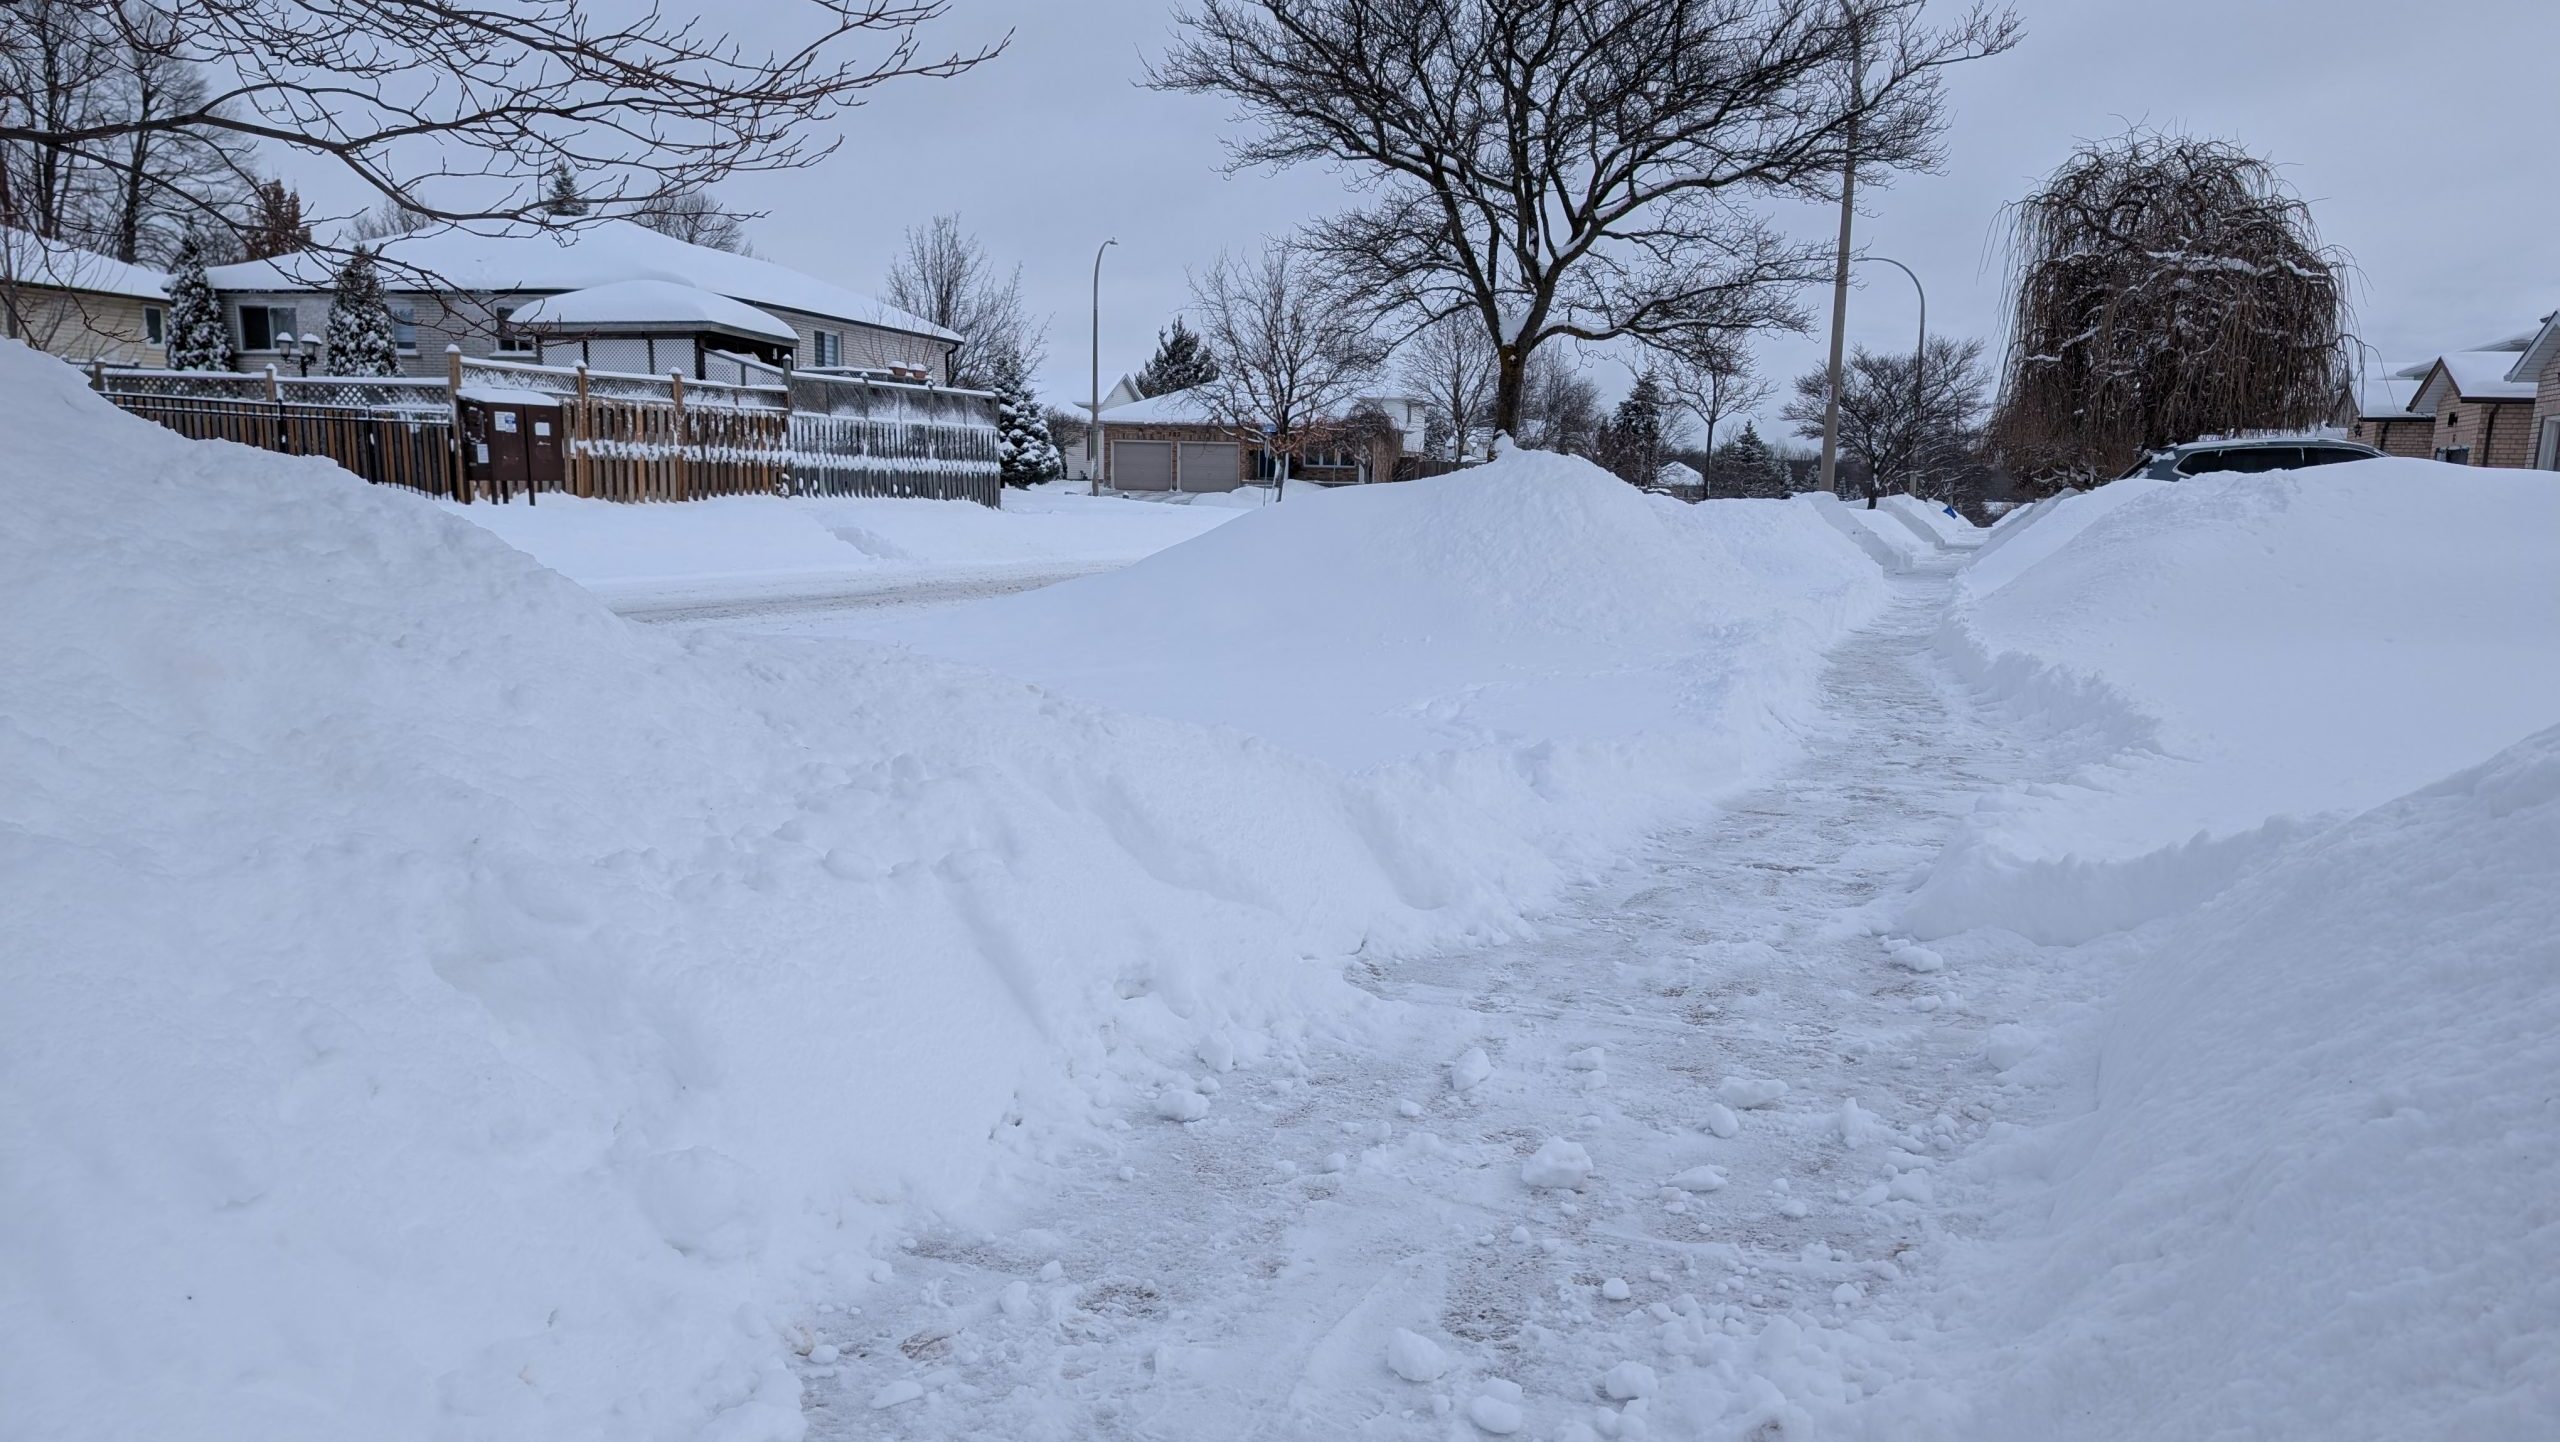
[
  {"xmin": 1818, "ymin": 8, "xmax": 1864, "ymax": 499},
  {"xmin": 1863, "ymin": 255, "xmax": 1924, "ymax": 508},
  {"xmin": 1089, "ymin": 237, "xmax": 1116, "ymax": 497}
]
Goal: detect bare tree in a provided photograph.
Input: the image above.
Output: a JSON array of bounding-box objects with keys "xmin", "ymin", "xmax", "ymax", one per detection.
[
  {"xmin": 1399, "ymin": 313, "xmax": 1498, "ymax": 461},
  {"xmin": 1989, "ymin": 131, "xmax": 2349, "ymax": 484},
  {"xmin": 344, "ymin": 197, "xmax": 434, "ymax": 244},
  {"xmin": 1189, "ymin": 239, "xmax": 1382, "ymax": 494},
  {"xmin": 1661, "ymin": 339, "xmax": 1774, "ymax": 492},
  {"xmin": 636, "ymin": 186, "xmax": 751, "ymax": 255},
  {"xmin": 1783, "ymin": 335, "xmax": 1989, "ymax": 504},
  {"xmin": 883, "ymin": 213, "xmax": 1043, "ymax": 387},
  {"xmin": 1515, "ymin": 348, "xmax": 1603, "ymax": 456},
  {"xmin": 1153, "ymin": 0, "xmax": 2017, "ymax": 435},
  {"xmin": 1, "ymin": 0, "xmax": 998, "ymax": 258}
]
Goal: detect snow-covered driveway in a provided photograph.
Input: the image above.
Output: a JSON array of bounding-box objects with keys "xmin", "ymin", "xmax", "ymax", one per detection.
[{"xmin": 792, "ymin": 563, "xmax": 2072, "ymax": 1439}]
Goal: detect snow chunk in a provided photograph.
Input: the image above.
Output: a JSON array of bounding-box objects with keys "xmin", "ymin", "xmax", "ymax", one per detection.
[
  {"xmin": 1385, "ymin": 1327, "xmax": 1450, "ymax": 1382},
  {"xmin": 1665, "ymin": 1166, "xmax": 1727, "ymax": 1193},
  {"xmin": 1154, "ymin": 1088, "xmax": 1211, "ymax": 1123},
  {"xmin": 1985, "ymin": 1023, "xmax": 2042, "ymax": 1072},
  {"xmin": 1701, "ymin": 1103, "xmax": 1741, "ymax": 1138},
  {"xmin": 869, "ymin": 1379, "xmax": 925, "ymax": 1410},
  {"xmin": 1717, "ymin": 1077, "xmax": 1789, "ymax": 1109},
  {"xmin": 1450, "ymin": 1046, "xmax": 1494, "ymax": 1092},
  {"xmin": 1601, "ymin": 1361, "xmax": 1659, "ymax": 1400},
  {"xmin": 1601, "ymin": 1277, "xmax": 1631, "ymax": 1302},
  {"xmin": 1522, "ymin": 1138, "xmax": 1595, "ymax": 1190},
  {"xmin": 1889, "ymin": 940, "xmax": 1946, "ymax": 974},
  {"xmin": 1469, "ymin": 1378, "xmax": 1526, "ymax": 1434},
  {"xmin": 1565, "ymin": 1046, "xmax": 1607, "ymax": 1071}
]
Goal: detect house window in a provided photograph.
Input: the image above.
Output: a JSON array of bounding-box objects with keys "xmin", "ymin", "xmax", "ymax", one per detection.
[
  {"xmin": 2445, "ymin": 409, "xmax": 2460, "ymax": 428},
  {"xmin": 238, "ymin": 304, "xmax": 297, "ymax": 352},
  {"xmin": 144, "ymin": 305, "xmax": 164, "ymax": 345},
  {"xmin": 812, "ymin": 329, "xmax": 842, "ymax": 367},
  {"xmin": 493, "ymin": 306, "xmax": 534, "ymax": 353},
  {"xmin": 390, "ymin": 303, "xmax": 418, "ymax": 353}
]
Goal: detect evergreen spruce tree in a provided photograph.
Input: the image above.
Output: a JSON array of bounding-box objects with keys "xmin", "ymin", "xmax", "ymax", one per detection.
[
  {"xmin": 1599, "ymin": 371, "xmax": 1668, "ymax": 484},
  {"xmin": 990, "ymin": 349, "xmax": 1062, "ymax": 487},
  {"xmin": 1710, "ymin": 422, "xmax": 1791, "ymax": 498},
  {"xmin": 323, "ymin": 246, "xmax": 400, "ymax": 376},
  {"xmin": 163, "ymin": 236, "xmax": 235, "ymax": 371},
  {"xmin": 1135, "ymin": 317, "xmax": 1219, "ymax": 397},
  {"xmin": 543, "ymin": 161, "xmax": 587, "ymax": 218}
]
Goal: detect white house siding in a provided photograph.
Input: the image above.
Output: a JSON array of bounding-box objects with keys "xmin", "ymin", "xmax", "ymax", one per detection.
[{"xmin": 221, "ymin": 290, "xmax": 951, "ymax": 383}]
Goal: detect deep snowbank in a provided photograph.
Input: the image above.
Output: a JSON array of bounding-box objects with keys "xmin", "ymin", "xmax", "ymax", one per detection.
[
  {"xmin": 449, "ymin": 482, "xmax": 1243, "ymax": 607},
  {"xmin": 1915, "ymin": 462, "xmax": 2560, "ymax": 940},
  {"xmin": 0, "ymin": 342, "xmax": 1551, "ymax": 1442},
  {"xmin": 1951, "ymin": 723, "xmax": 2560, "ymax": 1439},
  {"xmin": 828, "ymin": 452, "xmax": 1890, "ymax": 862}
]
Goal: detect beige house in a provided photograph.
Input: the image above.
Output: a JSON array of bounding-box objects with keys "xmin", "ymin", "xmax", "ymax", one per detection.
[
  {"xmin": 2505, "ymin": 310, "xmax": 2560, "ymax": 470},
  {"xmin": 207, "ymin": 220, "xmax": 957, "ymax": 382},
  {"xmin": 0, "ymin": 230, "xmax": 169, "ymax": 366},
  {"xmin": 2407, "ymin": 349, "xmax": 2539, "ymax": 468},
  {"xmin": 1094, "ymin": 386, "xmax": 1428, "ymax": 491},
  {"xmin": 2335, "ymin": 361, "xmax": 2434, "ymax": 458}
]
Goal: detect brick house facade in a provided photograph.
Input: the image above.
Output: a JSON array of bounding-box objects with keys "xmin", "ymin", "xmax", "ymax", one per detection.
[
  {"xmin": 2334, "ymin": 364, "xmax": 2434, "ymax": 458},
  {"xmin": 2409, "ymin": 352, "xmax": 2538, "ymax": 468},
  {"xmin": 1094, "ymin": 387, "xmax": 1428, "ymax": 491},
  {"xmin": 2504, "ymin": 311, "xmax": 2560, "ymax": 470}
]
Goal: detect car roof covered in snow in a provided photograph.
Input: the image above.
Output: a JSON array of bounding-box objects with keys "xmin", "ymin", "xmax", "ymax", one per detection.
[
  {"xmin": 1, "ymin": 228, "xmax": 170, "ymax": 301},
  {"xmin": 206, "ymin": 221, "xmax": 955, "ymax": 343},
  {"xmin": 507, "ymin": 280, "xmax": 799, "ymax": 344}
]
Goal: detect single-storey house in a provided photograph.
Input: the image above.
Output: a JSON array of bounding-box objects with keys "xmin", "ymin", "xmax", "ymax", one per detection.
[
  {"xmin": 0, "ymin": 230, "xmax": 169, "ymax": 366},
  {"xmin": 2407, "ymin": 348, "xmax": 2539, "ymax": 468},
  {"xmin": 2334, "ymin": 360, "xmax": 2434, "ymax": 458},
  {"xmin": 206, "ymin": 220, "xmax": 958, "ymax": 383},
  {"xmin": 2504, "ymin": 310, "xmax": 2560, "ymax": 470},
  {"xmin": 1093, "ymin": 386, "xmax": 1428, "ymax": 491}
]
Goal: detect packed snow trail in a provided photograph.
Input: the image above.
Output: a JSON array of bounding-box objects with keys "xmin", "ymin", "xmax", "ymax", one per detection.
[{"xmin": 797, "ymin": 563, "xmax": 2066, "ymax": 1439}]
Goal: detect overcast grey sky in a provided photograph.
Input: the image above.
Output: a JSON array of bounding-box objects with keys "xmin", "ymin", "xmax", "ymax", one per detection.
[{"xmin": 721, "ymin": 0, "xmax": 2556, "ymax": 440}]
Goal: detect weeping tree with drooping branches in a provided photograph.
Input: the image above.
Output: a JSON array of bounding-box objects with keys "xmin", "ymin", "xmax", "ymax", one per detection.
[{"xmin": 1988, "ymin": 131, "xmax": 2349, "ymax": 486}]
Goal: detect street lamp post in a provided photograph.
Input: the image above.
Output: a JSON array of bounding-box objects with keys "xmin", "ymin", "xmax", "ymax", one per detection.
[
  {"xmin": 1089, "ymin": 238, "xmax": 1116, "ymax": 497},
  {"xmin": 295, "ymin": 332, "xmax": 320, "ymax": 377},
  {"xmin": 1860, "ymin": 256, "xmax": 1924, "ymax": 507}
]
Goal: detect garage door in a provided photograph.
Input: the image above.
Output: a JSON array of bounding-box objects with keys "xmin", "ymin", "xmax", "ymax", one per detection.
[
  {"xmin": 1113, "ymin": 440, "xmax": 1173, "ymax": 491},
  {"xmin": 1177, "ymin": 441, "xmax": 1241, "ymax": 493}
]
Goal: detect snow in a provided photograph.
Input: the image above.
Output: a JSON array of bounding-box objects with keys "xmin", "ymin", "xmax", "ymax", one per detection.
[
  {"xmin": 1385, "ymin": 1328, "xmax": 1450, "ymax": 1382},
  {"xmin": 508, "ymin": 280, "xmax": 801, "ymax": 344},
  {"xmin": 0, "ymin": 340, "xmax": 1553, "ymax": 1442},
  {"xmin": 0, "ymin": 226, "xmax": 170, "ymax": 299},
  {"xmin": 1521, "ymin": 1138, "xmax": 1595, "ymax": 1189},
  {"xmin": 2421, "ymin": 348, "xmax": 2539, "ymax": 402},
  {"xmin": 206, "ymin": 219, "xmax": 956, "ymax": 342},
  {"xmin": 444, "ymin": 482, "xmax": 1242, "ymax": 612},
  {"xmin": 1950, "ymin": 724, "xmax": 2560, "ymax": 1440},
  {"xmin": 816, "ymin": 452, "xmax": 1888, "ymax": 866},
  {"xmin": 1919, "ymin": 460, "xmax": 2560, "ymax": 940}
]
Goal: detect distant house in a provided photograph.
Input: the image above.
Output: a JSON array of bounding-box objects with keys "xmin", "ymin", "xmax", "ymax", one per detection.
[
  {"xmin": 2407, "ymin": 348, "xmax": 2539, "ymax": 468},
  {"xmin": 2334, "ymin": 360, "xmax": 2433, "ymax": 458},
  {"xmin": 206, "ymin": 221, "xmax": 958, "ymax": 383},
  {"xmin": 2505, "ymin": 310, "xmax": 2560, "ymax": 470},
  {"xmin": 1652, "ymin": 460, "xmax": 1705, "ymax": 500},
  {"xmin": 0, "ymin": 230, "xmax": 169, "ymax": 366},
  {"xmin": 1094, "ymin": 387, "xmax": 1428, "ymax": 492}
]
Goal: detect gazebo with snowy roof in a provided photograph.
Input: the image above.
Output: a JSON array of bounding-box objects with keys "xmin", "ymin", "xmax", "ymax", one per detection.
[{"xmin": 508, "ymin": 278, "xmax": 800, "ymax": 382}]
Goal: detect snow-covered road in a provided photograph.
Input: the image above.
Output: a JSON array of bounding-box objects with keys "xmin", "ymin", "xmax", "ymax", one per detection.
[{"xmin": 790, "ymin": 563, "xmax": 2081, "ymax": 1439}]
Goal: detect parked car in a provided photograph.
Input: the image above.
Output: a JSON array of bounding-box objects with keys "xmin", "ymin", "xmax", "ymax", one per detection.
[{"xmin": 2119, "ymin": 436, "xmax": 2383, "ymax": 481}]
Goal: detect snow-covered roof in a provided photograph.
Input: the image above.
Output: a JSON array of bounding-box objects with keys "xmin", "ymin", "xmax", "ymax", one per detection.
[
  {"xmin": 507, "ymin": 280, "xmax": 798, "ymax": 344},
  {"xmin": 2503, "ymin": 310, "xmax": 2560, "ymax": 386},
  {"xmin": 1096, "ymin": 386, "xmax": 1430, "ymax": 428},
  {"xmin": 206, "ymin": 220, "xmax": 955, "ymax": 343},
  {"xmin": 2413, "ymin": 350, "xmax": 2540, "ymax": 407},
  {"xmin": 1098, "ymin": 386, "xmax": 1225, "ymax": 424},
  {"xmin": 2345, "ymin": 363, "xmax": 2424, "ymax": 420},
  {"xmin": 0, "ymin": 229, "xmax": 170, "ymax": 301}
]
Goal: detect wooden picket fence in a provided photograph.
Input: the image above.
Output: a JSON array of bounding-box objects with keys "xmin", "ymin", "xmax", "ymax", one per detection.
[{"xmin": 91, "ymin": 354, "xmax": 1003, "ymax": 507}]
